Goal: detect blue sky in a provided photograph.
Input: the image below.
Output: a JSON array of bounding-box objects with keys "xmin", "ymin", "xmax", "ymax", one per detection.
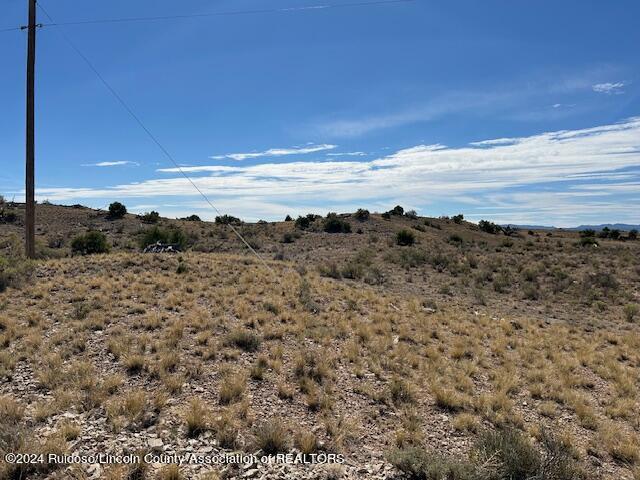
[{"xmin": 1, "ymin": 0, "xmax": 639, "ymax": 226}]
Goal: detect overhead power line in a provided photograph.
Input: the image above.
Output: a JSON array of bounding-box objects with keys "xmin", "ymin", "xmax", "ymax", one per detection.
[
  {"xmin": 36, "ymin": 2, "xmax": 276, "ymax": 273},
  {"xmin": 40, "ymin": 0, "xmax": 415, "ymax": 28}
]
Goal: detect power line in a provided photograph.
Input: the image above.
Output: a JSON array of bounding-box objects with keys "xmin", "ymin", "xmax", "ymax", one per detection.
[
  {"xmin": 0, "ymin": 26, "xmax": 22, "ymax": 33},
  {"xmin": 40, "ymin": 0, "xmax": 415, "ymax": 28},
  {"xmin": 36, "ymin": 2, "xmax": 276, "ymax": 273}
]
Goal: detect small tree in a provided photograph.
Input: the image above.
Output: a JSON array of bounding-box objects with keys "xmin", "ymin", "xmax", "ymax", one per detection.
[
  {"xmin": 629, "ymin": 229, "xmax": 638, "ymax": 240},
  {"xmin": 284, "ymin": 215, "xmax": 293, "ymax": 222},
  {"xmin": 181, "ymin": 214, "xmax": 201, "ymax": 222},
  {"xmin": 71, "ymin": 231, "xmax": 110, "ymax": 255},
  {"xmin": 107, "ymin": 201, "xmax": 127, "ymax": 220},
  {"xmin": 609, "ymin": 229, "xmax": 621, "ymax": 240},
  {"xmin": 404, "ymin": 210, "xmax": 418, "ymax": 219},
  {"xmin": 396, "ymin": 229, "xmax": 416, "ymax": 246},
  {"xmin": 598, "ymin": 227, "xmax": 611, "ymax": 239},
  {"xmin": 580, "ymin": 229, "xmax": 596, "ymax": 238},
  {"xmin": 452, "ymin": 214, "xmax": 464, "ymax": 224}
]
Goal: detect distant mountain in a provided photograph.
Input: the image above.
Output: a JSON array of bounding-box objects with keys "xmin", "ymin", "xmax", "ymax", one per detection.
[
  {"xmin": 503, "ymin": 223, "xmax": 640, "ymax": 232},
  {"xmin": 572, "ymin": 224, "xmax": 640, "ymax": 232}
]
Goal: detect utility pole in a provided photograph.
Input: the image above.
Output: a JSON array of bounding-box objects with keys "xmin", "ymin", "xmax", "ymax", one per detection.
[{"xmin": 25, "ymin": 0, "xmax": 36, "ymax": 258}]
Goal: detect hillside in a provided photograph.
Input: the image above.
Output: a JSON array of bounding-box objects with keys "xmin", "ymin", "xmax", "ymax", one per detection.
[{"xmin": 1, "ymin": 202, "xmax": 639, "ymax": 480}]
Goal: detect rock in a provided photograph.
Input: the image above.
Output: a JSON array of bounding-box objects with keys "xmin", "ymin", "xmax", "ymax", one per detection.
[{"xmin": 148, "ymin": 438, "xmax": 164, "ymax": 449}]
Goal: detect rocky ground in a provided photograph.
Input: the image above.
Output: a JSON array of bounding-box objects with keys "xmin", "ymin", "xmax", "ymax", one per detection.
[{"xmin": 1, "ymin": 204, "xmax": 639, "ymax": 479}]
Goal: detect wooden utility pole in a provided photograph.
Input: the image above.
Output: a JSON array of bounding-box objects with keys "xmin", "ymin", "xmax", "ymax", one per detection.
[{"xmin": 25, "ymin": 0, "xmax": 36, "ymax": 258}]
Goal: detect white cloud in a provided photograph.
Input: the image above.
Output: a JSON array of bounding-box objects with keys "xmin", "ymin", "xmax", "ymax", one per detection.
[
  {"xmin": 592, "ymin": 82, "xmax": 627, "ymax": 95},
  {"xmin": 81, "ymin": 161, "xmax": 139, "ymax": 167},
  {"xmin": 210, "ymin": 144, "xmax": 337, "ymax": 161},
  {"xmin": 29, "ymin": 117, "xmax": 640, "ymax": 227},
  {"xmin": 326, "ymin": 151, "xmax": 367, "ymax": 157}
]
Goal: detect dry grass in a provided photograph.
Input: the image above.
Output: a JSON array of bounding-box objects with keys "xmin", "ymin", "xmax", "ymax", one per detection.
[{"xmin": 0, "ymin": 227, "xmax": 639, "ymax": 479}]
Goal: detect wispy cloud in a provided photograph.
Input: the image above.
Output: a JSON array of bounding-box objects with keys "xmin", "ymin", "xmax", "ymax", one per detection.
[
  {"xmin": 29, "ymin": 117, "xmax": 640, "ymax": 226},
  {"xmin": 592, "ymin": 82, "xmax": 627, "ymax": 95},
  {"xmin": 326, "ymin": 151, "xmax": 367, "ymax": 157},
  {"xmin": 210, "ymin": 143, "xmax": 337, "ymax": 161},
  {"xmin": 81, "ymin": 161, "xmax": 139, "ymax": 167}
]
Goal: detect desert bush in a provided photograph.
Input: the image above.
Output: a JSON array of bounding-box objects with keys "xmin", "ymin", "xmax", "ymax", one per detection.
[
  {"xmin": 579, "ymin": 237, "xmax": 598, "ymax": 247},
  {"xmin": 388, "ymin": 446, "xmax": 479, "ymax": 480},
  {"xmin": 107, "ymin": 201, "xmax": 127, "ymax": 219},
  {"xmin": 139, "ymin": 226, "xmax": 187, "ymax": 249},
  {"xmin": 475, "ymin": 427, "xmax": 584, "ymax": 480},
  {"xmin": 388, "ymin": 205, "xmax": 405, "ymax": 216},
  {"xmin": 396, "ymin": 229, "xmax": 416, "ymax": 246},
  {"xmin": 405, "ymin": 210, "xmax": 418, "ymax": 219},
  {"xmin": 478, "ymin": 220, "xmax": 502, "ymax": 234},
  {"xmin": 284, "ymin": 214, "xmax": 293, "ymax": 221},
  {"xmin": 0, "ymin": 255, "xmax": 34, "ymax": 292},
  {"xmin": 624, "ymin": 304, "xmax": 639, "ymax": 322},
  {"xmin": 452, "ymin": 214, "xmax": 464, "ymax": 224},
  {"xmin": 354, "ymin": 208, "xmax": 370, "ymax": 221},
  {"xmin": 580, "ymin": 229, "xmax": 596, "ymax": 238},
  {"xmin": 71, "ymin": 231, "xmax": 110, "ymax": 256},
  {"xmin": 282, "ymin": 232, "xmax": 295, "ymax": 244},
  {"xmin": 323, "ymin": 213, "xmax": 351, "ymax": 233},
  {"xmin": 629, "ymin": 229, "xmax": 638, "ymax": 240},
  {"xmin": 180, "ymin": 214, "xmax": 201, "ymax": 222},
  {"xmin": 140, "ymin": 211, "xmax": 160, "ymax": 223},
  {"xmin": 215, "ymin": 214, "xmax": 241, "ymax": 225}
]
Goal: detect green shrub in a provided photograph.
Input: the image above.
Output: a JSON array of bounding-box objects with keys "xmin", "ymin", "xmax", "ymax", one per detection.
[
  {"xmin": 140, "ymin": 211, "xmax": 160, "ymax": 223},
  {"xmin": 579, "ymin": 229, "xmax": 596, "ymax": 238},
  {"xmin": 579, "ymin": 237, "xmax": 598, "ymax": 247},
  {"xmin": 354, "ymin": 208, "xmax": 370, "ymax": 221},
  {"xmin": 215, "ymin": 214, "xmax": 241, "ymax": 225},
  {"xmin": 139, "ymin": 226, "xmax": 187, "ymax": 249},
  {"xmin": 388, "ymin": 205, "xmax": 404, "ymax": 216},
  {"xmin": 295, "ymin": 213, "xmax": 320, "ymax": 230},
  {"xmin": 107, "ymin": 201, "xmax": 127, "ymax": 219},
  {"xmin": 628, "ymin": 229, "xmax": 638, "ymax": 240},
  {"xmin": 323, "ymin": 213, "xmax": 351, "ymax": 233},
  {"xmin": 478, "ymin": 220, "xmax": 502, "ymax": 234},
  {"xmin": 181, "ymin": 214, "xmax": 201, "ymax": 222},
  {"xmin": 284, "ymin": 215, "xmax": 293, "ymax": 222},
  {"xmin": 71, "ymin": 231, "xmax": 110, "ymax": 255},
  {"xmin": 396, "ymin": 229, "xmax": 416, "ymax": 246},
  {"xmin": 452, "ymin": 214, "xmax": 464, "ymax": 224}
]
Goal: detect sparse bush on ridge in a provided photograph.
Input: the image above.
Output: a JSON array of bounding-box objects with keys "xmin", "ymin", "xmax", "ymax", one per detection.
[
  {"xmin": 323, "ymin": 213, "xmax": 351, "ymax": 233},
  {"xmin": 452, "ymin": 214, "xmax": 464, "ymax": 224},
  {"xmin": 71, "ymin": 231, "xmax": 110, "ymax": 256},
  {"xmin": 215, "ymin": 214, "xmax": 242, "ymax": 225},
  {"xmin": 478, "ymin": 220, "xmax": 502, "ymax": 234},
  {"xmin": 180, "ymin": 214, "xmax": 201, "ymax": 222},
  {"xmin": 140, "ymin": 211, "xmax": 160, "ymax": 224},
  {"xmin": 354, "ymin": 208, "xmax": 370, "ymax": 221}
]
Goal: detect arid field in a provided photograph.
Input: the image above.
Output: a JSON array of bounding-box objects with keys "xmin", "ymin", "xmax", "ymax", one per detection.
[{"xmin": 1, "ymin": 202, "xmax": 639, "ymax": 480}]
